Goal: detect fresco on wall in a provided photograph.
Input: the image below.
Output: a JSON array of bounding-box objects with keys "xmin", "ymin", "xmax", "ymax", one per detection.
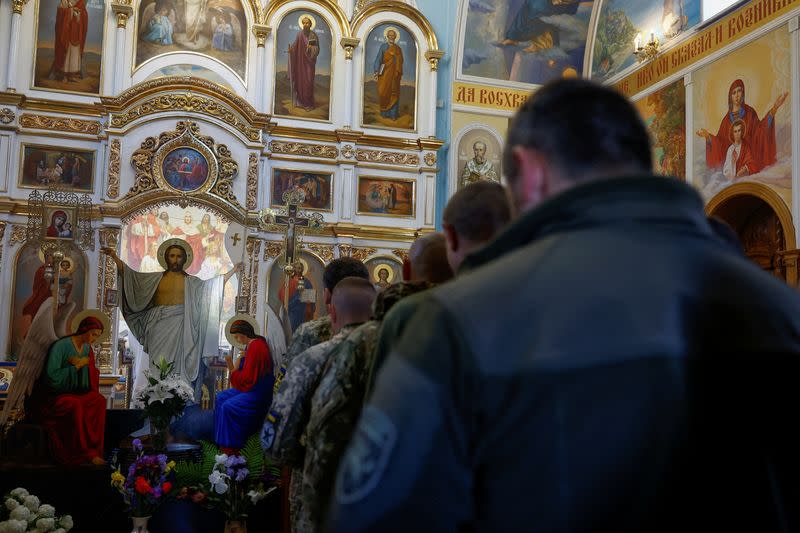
[
  {"xmin": 692, "ymin": 27, "xmax": 791, "ymax": 205},
  {"xmin": 456, "ymin": 127, "xmax": 503, "ymax": 190},
  {"xmin": 144, "ymin": 64, "xmax": 233, "ymax": 89},
  {"xmin": 33, "ymin": 0, "xmax": 106, "ymax": 94},
  {"xmin": 135, "ymin": 0, "xmax": 248, "ymax": 80},
  {"xmin": 274, "ymin": 10, "xmax": 333, "ymax": 121},
  {"xmin": 268, "ymin": 252, "xmax": 325, "ymax": 335},
  {"xmin": 460, "ymin": 0, "xmax": 593, "ymax": 86},
  {"xmin": 8, "ymin": 243, "xmax": 86, "ymax": 360},
  {"xmin": 634, "ymin": 79, "xmax": 686, "ymax": 179},
  {"xmin": 363, "ymin": 23, "xmax": 417, "ymax": 130},
  {"xmin": 592, "ymin": 0, "xmax": 701, "ymax": 82}
]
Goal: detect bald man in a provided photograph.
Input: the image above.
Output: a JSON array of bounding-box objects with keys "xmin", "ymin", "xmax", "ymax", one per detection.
[{"xmin": 263, "ymin": 277, "xmax": 375, "ymax": 533}]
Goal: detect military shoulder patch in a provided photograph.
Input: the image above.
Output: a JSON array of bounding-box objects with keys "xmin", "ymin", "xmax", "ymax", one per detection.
[{"xmin": 335, "ymin": 405, "xmax": 397, "ymax": 505}]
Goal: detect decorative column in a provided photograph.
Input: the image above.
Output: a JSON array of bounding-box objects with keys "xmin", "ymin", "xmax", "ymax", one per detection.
[
  {"xmin": 98, "ymin": 227, "xmax": 122, "ymax": 374},
  {"xmin": 252, "ymin": 24, "xmax": 272, "ymax": 112},
  {"xmin": 424, "ymin": 50, "xmax": 445, "ymax": 135},
  {"xmin": 111, "ymin": 2, "xmax": 133, "ymax": 94},
  {"xmin": 790, "ymin": 17, "xmax": 800, "ymax": 244},
  {"xmin": 340, "ymin": 37, "xmax": 360, "ymax": 128},
  {"xmin": 5, "ymin": 0, "xmax": 29, "ymax": 91}
]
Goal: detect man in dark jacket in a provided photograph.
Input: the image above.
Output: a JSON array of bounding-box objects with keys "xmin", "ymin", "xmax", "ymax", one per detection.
[{"xmin": 327, "ymin": 79, "xmax": 800, "ymax": 532}]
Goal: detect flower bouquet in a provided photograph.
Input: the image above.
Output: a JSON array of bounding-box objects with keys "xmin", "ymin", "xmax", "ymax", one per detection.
[
  {"xmin": 0, "ymin": 488, "xmax": 73, "ymax": 533},
  {"xmin": 174, "ymin": 436, "xmax": 279, "ymax": 532},
  {"xmin": 135, "ymin": 357, "xmax": 194, "ymax": 449},
  {"xmin": 110, "ymin": 439, "xmax": 175, "ymax": 531}
]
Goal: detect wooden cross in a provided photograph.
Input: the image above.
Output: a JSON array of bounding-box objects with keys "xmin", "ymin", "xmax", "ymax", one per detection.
[
  {"xmin": 274, "ymin": 203, "xmax": 313, "ymax": 266},
  {"xmin": 230, "ymin": 231, "xmax": 242, "ymax": 248}
]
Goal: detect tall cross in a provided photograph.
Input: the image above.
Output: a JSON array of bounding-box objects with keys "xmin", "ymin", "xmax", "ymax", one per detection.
[{"xmin": 274, "ymin": 203, "xmax": 312, "ymax": 266}]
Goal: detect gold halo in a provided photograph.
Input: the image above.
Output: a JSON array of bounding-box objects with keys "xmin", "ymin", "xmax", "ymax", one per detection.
[
  {"xmin": 56, "ymin": 256, "xmax": 76, "ymax": 275},
  {"xmin": 225, "ymin": 313, "xmax": 260, "ymax": 349},
  {"xmin": 292, "ymin": 256, "xmax": 310, "ymax": 277},
  {"xmin": 373, "ymin": 263, "xmax": 395, "ymax": 283},
  {"xmin": 383, "ymin": 26, "xmax": 400, "ymax": 40},
  {"xmin": 298, "ymin": 13, "xmax": 316, "ymax": 30},
  {"xmin": 69, "ymin": 309, "xmax": 111, "ymax": 344},
  {"xmin": 157, "ymin": 238, "xmax": 194, "ymax": 270}
]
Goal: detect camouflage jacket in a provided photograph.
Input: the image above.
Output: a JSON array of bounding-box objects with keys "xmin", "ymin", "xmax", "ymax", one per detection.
[
  {"xmin": 301, "ymin": 321, "xmax": 382, "ymax": 527},
  {"xmin": 283, "ymin": 315, "xmax": 333, "ymax": 370},
  {"xmin": 262, "ymin": 322, "xmax": 357, "ymax": 466}
]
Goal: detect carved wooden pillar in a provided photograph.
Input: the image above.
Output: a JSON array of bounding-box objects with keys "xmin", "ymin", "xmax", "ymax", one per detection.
[
  {"xmin": 340, "ymin": 37, "xmax": 360, "ymax": 128},
  {"xmin": 5, "ymin": 0, "xmax": 29, "ymax": 91},
  {"xmin": 110, "ymin": 2, "xmax": 133, "ymax": 94},
  {"xmin": 779, "ymin": 249, "xmax": 800, "ymax": 287},
  {"xmin": 97, "ymin": 227, "xmax": 121, "ymax": 373},
  {"xmin": 252, "ymin": 24, "xmax": 272, "ymax": 112}
]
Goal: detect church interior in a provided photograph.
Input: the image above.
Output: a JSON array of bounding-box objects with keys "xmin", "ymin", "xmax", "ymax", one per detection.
[{"xmin": 1, "ymin": 0, "xmax": 798, "ymax": 530}]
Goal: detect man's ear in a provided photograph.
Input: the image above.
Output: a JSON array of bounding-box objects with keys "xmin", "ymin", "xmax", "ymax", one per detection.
[
  {"xmin": 443, "ymin": 223, "xmax": 459, "ymax": 254},
  {"xmin": 328, "ymin": 303, "xmax": 337, "ymax": 325},
  {"xmin": 511, "ymin": 146, "xmax": 548, "ymax": 210},
  {"xmin": 323, "ymin": 287, "xmax": 332, "ymax": 306}
]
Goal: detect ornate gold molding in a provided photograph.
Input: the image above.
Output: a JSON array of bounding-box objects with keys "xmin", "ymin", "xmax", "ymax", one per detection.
[
  {"xmin": 110, "ymin": 93, "xmax": 262, "ymax": 142},
  {"xmin": 341, "ymin": 144, "xmax": 355, "ymax": 159},
  {"xmin": 337, "ymin": 244, "xmax": 377, "ymax": 261},
  {"xmin": 0, "ymin": 108, "xmax": 14, "ymax": 124},
  {"xmin": 252, "ymin": 24, "xmax": 271, "ymax": 47},
  {"xmin": 425, "ymin": 49, "xmax": 445, "ymax": 72},
  {"xmin": 124, "ymin": 121, "xmax": 241, "ymax": 211},
  {"xmin": 11, "ymin": 0, "xmax": 28, "ymax": 15},
  {"xmin": 107, "ymin": 139, "xmax": 121, "ymax": 199},
  {"xmin": 340, "ymin": 37, "xmax": 360, "ymax": 60},
  {"xmin": 96, "ymin": 227, "xmax": 121, "ymax": 374},
  {"xmin": 392, "ymin": 248, "xmax": 410, "ymax": 262},
  {"xmin": 303, "ymin": 243, "xmax": 334, "ymax": 263},
  {"xmin": 246, "ymin": 152, "xmax": 259, "ymax": 210},
  {"xmin": 269, "ymin": 140, "xmax": 339, "ymax": 159},
  {"xmin": 19, "ymin": 113, "xmax": 102, "ymax": 135},
  {"xmin": 356, "ymin": 149, "xmax": 419, "ymax": 166},
  {"xmin": 9, "ymin": 224, "xmax": 27, "ymax": 246},
  {"xmin": 247, "ymin": 237, "xmax": 261, "ymax": 315},
  {"xmin": 111, "ymin": 3, "xmax": 133, "ymax": 28},
  {"xmin": 423, "ymin": 152, "xmax": 437, "ymax": 167},
  {"xmin": 263, "ymin": 241, "xmax": 283, "ymax": 260}
]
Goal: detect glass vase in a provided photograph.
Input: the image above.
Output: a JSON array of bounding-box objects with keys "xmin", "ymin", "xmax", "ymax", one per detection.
[
  {"xmin": 131, "ymin": 515, "xmax": 150, "ymax": 533},
  {"xmin": 150, "ymin": 420, "xmax": 169, "ymax": 451}
]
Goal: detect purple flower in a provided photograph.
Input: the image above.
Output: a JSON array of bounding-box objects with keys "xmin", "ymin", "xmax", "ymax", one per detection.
[
  {"xmin": 235, "ymin": 468, "xmax": 249, "ymax": 482},
  {"xmin": 157, "ymin": 454, "xmax": 167, "ymax": 464},
  {"xmin": 226, "ymin": 467, "xmax": 235, "ymax": 477},
  {"xmin": 132, "ymin": 438, "xmax": 143, "ymax": 451}
]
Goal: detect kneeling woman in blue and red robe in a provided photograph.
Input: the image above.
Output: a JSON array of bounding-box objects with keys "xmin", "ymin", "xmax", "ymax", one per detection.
[
  {"xmin": 214, "ymin": 320, "xmax": 274, "ymax": 453},
  {"xmin": 29, "ymin": 316, "xmax": 107, "ymax": 465}
]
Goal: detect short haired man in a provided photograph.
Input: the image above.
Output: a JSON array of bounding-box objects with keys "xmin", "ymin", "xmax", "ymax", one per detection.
[
  {"xmin": 406, "ymin": 233, "xmax": 453, "ymax": 283},
  {"xmin": 328, "ymin": 79, "xmax": 800, "ymax": 532},
  {"xmin": 263, "ymin": 277, "xmax": 375, "ymax": 533}
]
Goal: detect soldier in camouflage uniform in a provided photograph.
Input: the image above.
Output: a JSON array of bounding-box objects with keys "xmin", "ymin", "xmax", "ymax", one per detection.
[
  {"xmin": 262, "ymin": 277, "xmax": 376, "ymax": 533},
  {"xmin": 299, "ymin": 281, "xmax": 433, "ymax": 529}
]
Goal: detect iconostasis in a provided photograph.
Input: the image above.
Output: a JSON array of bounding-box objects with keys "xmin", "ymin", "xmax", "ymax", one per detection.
[{"xmin": 0, "ymin": 0, "xmax": 442, "ymax": 372}]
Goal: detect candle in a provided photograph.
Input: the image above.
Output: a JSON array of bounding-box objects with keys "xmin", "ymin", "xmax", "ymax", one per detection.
[{"xmin": 634, "ymin": 33, "xmax": 642, "ymax": 51}]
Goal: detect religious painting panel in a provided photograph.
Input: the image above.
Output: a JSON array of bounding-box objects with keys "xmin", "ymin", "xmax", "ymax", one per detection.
[
  {"xmin": 119, "ymin": 204, "xmax": 238, "ymax": 403},
  {"xmin": 633, "ymin": 79, "xmax": 686, "ymax": 179},
  {"xmin": 271, "ymin": 168, "xmax": 333, "ymax": 211},
  {"xmin": 592, "ymin": 0, "xmax": 701, "ymax": 82},
  {"xmin": 274, "ymin": 9, "xmax": 334, "ymax": 121},
  {"xmin": 160, "ymin": 146, "xmax": 211, "ymax": 192},
  {"xmin": 362, "ymin": 23, "xmax": 417, "ymax": 131},
  {"xmin": 8, "ymin": 243, "xmax": 86, "ymax": 360},
  {"xmin": 267, "ymin": 251, "xmax": 326, "ymax": 335},
  {"xmin": 456, "ymin": 127, "xmax": 503, "ymax": 190},
  {"xmin": 135, "ymin": 0, "xmax": 248, "ymax": 81},
  {"xmin": 19, "ymin": 144, "xmax": 96, "ymax": 192},
  {"xmin": 692, "ymin": 27, "xmax": 791, "ymax": 206},
  {"xmin": 33, "ymin": 0, "xmax": 106, "ymax": 95},
  {"xmin": 143, "ymin": 64, "xmax": 234, "ymax": 90},
  {"xmin": 459, "ymin": 0, "xmax": 594, "ymax": 86},
  {"xmin": 357, "ymin": 176, "xmax": 415, "ymax": 217},
  {"xmin": 44, "ymin": 206, "xmax": 77, "ymax": 241},
  {"xmin": 364, "ymin": 256, "xmax": 403, "ymax": 291}
]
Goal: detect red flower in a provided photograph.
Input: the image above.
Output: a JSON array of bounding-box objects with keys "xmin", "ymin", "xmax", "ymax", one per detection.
[
  {"xmin": 135, "ymin": 476, "xmax": 152, "ymax": 495},
  {"xmin": 162, "ymin": 482, "xmax": 172, "ymax": 494},
  {"xmin": 191, "ymin": 491, "xmax": 207, "ymax": 504}
]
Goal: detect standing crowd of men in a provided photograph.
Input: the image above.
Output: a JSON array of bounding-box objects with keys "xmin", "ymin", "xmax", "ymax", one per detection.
[{"xmin": 260, "ymin": 79, "xmax": 800, "ymax": 532}]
